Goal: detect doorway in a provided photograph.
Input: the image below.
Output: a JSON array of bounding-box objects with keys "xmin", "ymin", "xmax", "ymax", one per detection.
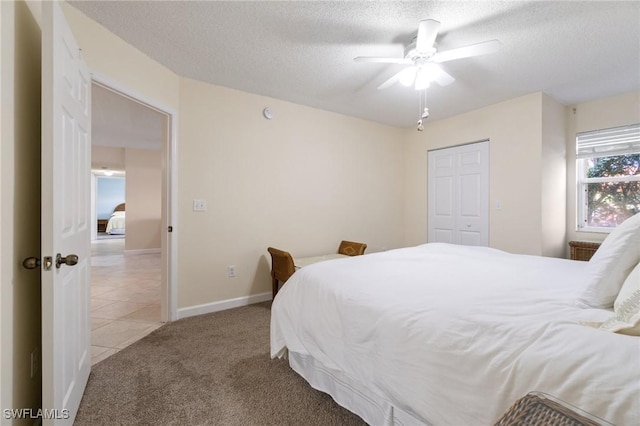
[
  {"xmin": 88, "ymin": 78, "xmax": 177, "ymax": 364},
  {"xmin": 427, "ymin": 140, "xmax": 489, "ymax": 246}
]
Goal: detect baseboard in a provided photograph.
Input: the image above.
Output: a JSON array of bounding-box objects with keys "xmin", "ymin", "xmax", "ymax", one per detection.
[
  {"xmin": 177, "ymin": 292, "xmax": 272, "ymax": 320},
  {"xmin": 124, "ymin": 248, "xmax": 161, "ymax": 255}
]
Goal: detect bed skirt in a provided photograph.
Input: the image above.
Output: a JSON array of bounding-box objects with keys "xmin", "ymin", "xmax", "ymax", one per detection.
[{"xmin": 287, "ymin": 350, "xmax": 430, "ymax": 426}]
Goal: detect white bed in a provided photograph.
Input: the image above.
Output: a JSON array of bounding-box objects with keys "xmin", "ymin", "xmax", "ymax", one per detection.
[
  {"xmin": 105, "ymin": 203, "xmax": 126, "ymax": 235},
  {"xmin": 271, "ymin": 243, "xmax": 640, "ymax": 425}
]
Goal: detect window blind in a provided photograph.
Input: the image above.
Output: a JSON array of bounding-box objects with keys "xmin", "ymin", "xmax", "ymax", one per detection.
[{"xmin": 576, "ymin": 123, "xmax": 640, "ymax": 159}]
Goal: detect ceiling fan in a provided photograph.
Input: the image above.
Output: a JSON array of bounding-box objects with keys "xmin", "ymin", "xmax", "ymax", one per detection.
[{"xmin": 355, "ymin": 19, "xmax": 501, "ymax": 90}]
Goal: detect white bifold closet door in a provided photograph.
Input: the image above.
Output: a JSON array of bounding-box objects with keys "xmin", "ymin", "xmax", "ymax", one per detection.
[{"xmin": 428, "ymin": 140, "xmax": 489, "ymax": 246}]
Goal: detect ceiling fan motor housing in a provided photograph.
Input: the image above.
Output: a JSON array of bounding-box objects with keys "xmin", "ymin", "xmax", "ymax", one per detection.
[{"xmin": 405, "ymin": 38, "xmax": 437, "ymax": 60}]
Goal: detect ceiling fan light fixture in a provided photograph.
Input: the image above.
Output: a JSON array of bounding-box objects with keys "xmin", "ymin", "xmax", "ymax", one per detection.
[
  {"xmin": 422, "ymin": 63, "xmax": 441, "ymax": 80},
  {"xmin": 414, "ymin": 68, "xmax": 431, "ymax": 91},
  {"xmin": 398, "ymin": 67, "xmax": 417, "ymax": 87}
]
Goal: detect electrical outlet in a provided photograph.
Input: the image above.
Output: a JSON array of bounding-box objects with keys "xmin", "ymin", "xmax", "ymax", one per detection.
[
  {"xmin": 227, "ymin": 265, "xmax": 236, "ymax": 278},
  {"xmin": 30, "ymin": 347, "xmax": 38, "ymax": 378},
  {"xmin": 193, "ymin": 199, "xmax": 206, "ymax": 212}
]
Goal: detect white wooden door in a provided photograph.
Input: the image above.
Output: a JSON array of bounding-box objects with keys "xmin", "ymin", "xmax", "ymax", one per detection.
[
  {"xmin": 428, "ymin": 141, "xmax": 489, "ymax": 246},
  {"xmin": 427, "ymin": 148, "xmax": 456, "ymax": 243},
  {"xmin": 41, "ymin": 2, "xmax": 91, "ymax": 424},
  {"xmin": 455, "ymin": 142, "xmax": 489, "ymax": 246}
]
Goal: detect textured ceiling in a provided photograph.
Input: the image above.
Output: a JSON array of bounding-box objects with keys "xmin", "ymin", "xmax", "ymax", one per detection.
[{"xmin": 69, "ymin": 1, "xmax": 640, "ymax": 128}]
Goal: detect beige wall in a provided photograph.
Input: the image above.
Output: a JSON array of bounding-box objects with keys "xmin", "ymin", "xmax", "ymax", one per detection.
[
  {"xmin": 58, "ymin": 1, "xmax": 639, "ymax": 308},
  {"xmin": 61, "ymin": 0, "xmax": 404, "ymax": 315},
  {"xmin": 125, "ymin": 148, "xmax": 162, "ymax": 252},
  {"xmin": 541, "ymin": 94, "xmax": 567, "ymax": 257},
  {"xmin": 177, "ymin": 78, "xmax": 405, "ymax": 308},
  {"xmin": 403, "ymin": 93, "xmax": 551, "ymax": 255},
  {"xmin": 91, "ymin": 145, "xmax": 125, "ymax": 171},
  {"xmin": 1, "ymin": 0, "xmax": 43, "ymax": 419},
  {"xmin": 565, "ymin": 90, "xmax": 640, "ymax": 245},
  {"xmin": 60, "ymin": 1, "xmax": 179, "ymax": 110},
  {"xmin": 404, "ymin": 90, "xmax": 640, "ymax": 257}
]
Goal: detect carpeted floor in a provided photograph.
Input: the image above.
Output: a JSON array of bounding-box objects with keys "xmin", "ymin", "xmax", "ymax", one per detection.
[{"xmin": 75, "ymin": 301, "xmax": 366, "ymax": 425}]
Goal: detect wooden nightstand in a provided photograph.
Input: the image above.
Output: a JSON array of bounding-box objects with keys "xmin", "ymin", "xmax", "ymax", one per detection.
[
  {"xmin": 97, "ymin": 219, "xmax": 108, "ymax": 233},
  {"xmin": 569, "ymin": 241, "xmax": 601, "ymax": 261}
]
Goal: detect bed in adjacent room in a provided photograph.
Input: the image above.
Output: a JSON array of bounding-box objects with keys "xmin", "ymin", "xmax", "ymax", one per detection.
[
  {"xmin": 105, "ymin": 202, "xmax": 126, "ymax": 235},
  {"xmin": 271, "ymin": 216, "xmax": 640, "ymax": 425}
]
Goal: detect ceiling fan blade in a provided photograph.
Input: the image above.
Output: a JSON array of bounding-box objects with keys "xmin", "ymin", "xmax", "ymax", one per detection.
[
  {"xmin": 432, "ymin": 67, "xmax": 455, "ymax": 86},
  {"xmin": 432, "ymin": 39, "xmax": 501, "ymax": 63},
  {"xmin": 416, "ymin": 19, "xmax": 440, "ymax": 52},
  {"xmin": 377, "ymin": 71, "xmax": 402, "ymax": 90},
  {"xmin": 354, "ymin": 56, "xmax": 413, "ymax": 65}
]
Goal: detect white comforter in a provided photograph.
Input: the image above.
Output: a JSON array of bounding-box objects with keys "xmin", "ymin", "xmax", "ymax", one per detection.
[
  {"xmin": 105, "ymin": 211, "xmax": 125, "ymax": 234},
  {"xmin": 271, "ymin": 243, "xmax": 640, "ymax": 425}
]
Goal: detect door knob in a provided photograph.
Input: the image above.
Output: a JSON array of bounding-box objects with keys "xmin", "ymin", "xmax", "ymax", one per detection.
[
  {"xmin": 23, "ymin": 256, "xmax": 54, "ymax": 270},
  {"xmin": 56, "ymin": 253, "xmax": 79, "ymax": 269},
  {"xmin": 23, "ymin": 257, "xmax": 41, "ymax": 269}
]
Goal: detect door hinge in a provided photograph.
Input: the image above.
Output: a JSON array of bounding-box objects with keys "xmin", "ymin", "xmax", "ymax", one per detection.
[{"xmin": 167, "ymin": 226, "xmax": 173, "ymax": 233}]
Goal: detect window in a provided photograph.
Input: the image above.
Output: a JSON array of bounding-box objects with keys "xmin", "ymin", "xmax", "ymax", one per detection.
[{"xmin": 577, "ymin": 123, "xmax": 640, "ymax": 231}]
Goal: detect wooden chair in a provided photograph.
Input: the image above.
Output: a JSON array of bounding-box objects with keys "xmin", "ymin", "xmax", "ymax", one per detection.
[
  {"xmin": 267, "ymin": 247, "xmax": 295, "ymax": 299},
  {"xmin": 338, "ymin": 240, "xmax": 367, "ymax": 256}
]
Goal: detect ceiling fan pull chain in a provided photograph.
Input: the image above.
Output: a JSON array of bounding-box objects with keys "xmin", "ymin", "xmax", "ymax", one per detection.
[
  {"xmin": 417, "ymin": 90, "xmax": 425, "ymax": 132},
  {"xmin": 422, "ymin": 90, "xmax": 430, "ymax": 120}
]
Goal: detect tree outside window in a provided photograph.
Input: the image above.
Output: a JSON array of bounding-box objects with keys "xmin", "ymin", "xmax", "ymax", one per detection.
[{"xmin": 585, "ymin": 154, "xmax": 640, "ymax": 228}]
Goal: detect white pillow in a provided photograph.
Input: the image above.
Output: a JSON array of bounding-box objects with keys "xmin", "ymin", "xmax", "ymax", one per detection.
[
  {"xmin": 600, "ymin": 262, "xmax": 640, "ymax": 336},
  {"xmin": 614, "ymin": 262, "xmax": 640, "ymax": 312},
  {"xmin": 576, "ymin": 213, "xmax": 640, "ymax": 308}
]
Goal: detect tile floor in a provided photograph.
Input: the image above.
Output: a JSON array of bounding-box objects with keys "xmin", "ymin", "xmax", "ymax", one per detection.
[{"xmin": 90, "ymin": 238, "xmax": 163, "ymax": 365}]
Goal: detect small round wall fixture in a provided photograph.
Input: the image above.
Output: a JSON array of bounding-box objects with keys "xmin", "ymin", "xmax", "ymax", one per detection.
[{"xmin": 263, "ymin": 107, "xmax": 273, "ymax": 120}]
